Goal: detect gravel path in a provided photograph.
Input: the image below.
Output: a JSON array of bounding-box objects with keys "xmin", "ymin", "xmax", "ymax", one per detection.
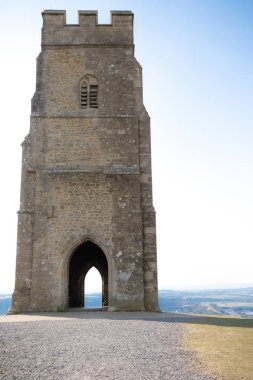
[{"xmin": 0, "ymin": 312, "xmax": 215, "ymax": 380}]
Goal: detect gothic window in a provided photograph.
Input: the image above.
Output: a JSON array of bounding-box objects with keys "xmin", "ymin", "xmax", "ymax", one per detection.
[{"xmin": 80, "ymin": 75, "xmax": 98, "ymax": 109}]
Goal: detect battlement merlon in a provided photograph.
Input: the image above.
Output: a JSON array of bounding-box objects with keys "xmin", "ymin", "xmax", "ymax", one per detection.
[{"xmin": 41, "ymin": 10, "xmax": 134, "ymax": 46}]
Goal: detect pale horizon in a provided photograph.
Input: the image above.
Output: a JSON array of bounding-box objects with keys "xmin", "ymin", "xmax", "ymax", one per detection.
[{"xmin": 1, "ymin": 280, "xmax": 253, "ymax": 296}]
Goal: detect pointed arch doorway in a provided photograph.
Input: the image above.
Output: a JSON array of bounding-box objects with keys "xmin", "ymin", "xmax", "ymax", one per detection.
[{"xmin": 68, "ymin": 240, "xmax": 108, "ymax": 308}]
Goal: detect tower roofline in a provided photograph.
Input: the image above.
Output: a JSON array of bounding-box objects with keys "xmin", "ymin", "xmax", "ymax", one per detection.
[
  {"xmin": 41, "ymin": 10, "xmax": 134, "ymax": 46},
  {"xmin": 41, "ymin": 10, "xmax": 133, "ymax": 28}
]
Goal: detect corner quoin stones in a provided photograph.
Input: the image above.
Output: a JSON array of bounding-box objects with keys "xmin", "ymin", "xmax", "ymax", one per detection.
[{"xmin": 10, "ymin": 10, "xmax": 159, "ymax": 313}]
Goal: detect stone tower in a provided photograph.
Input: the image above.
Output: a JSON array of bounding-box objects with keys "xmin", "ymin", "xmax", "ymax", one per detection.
[{"xmin": 10, "ymin": 10, "xmax": 159, "ymax": 312}]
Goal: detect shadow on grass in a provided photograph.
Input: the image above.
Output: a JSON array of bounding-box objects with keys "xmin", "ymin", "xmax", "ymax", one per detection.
[
  {"xmin": 4, "ymin": 310, "xmax": 253, "ymax": 328},
  {"xmin": 185, "ymin": 315, "xmax": 253, "ymax": 328}
]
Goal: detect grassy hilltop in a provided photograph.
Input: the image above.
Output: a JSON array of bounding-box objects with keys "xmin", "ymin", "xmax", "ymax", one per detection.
[
  {"xmin": 1, "ymin": 290, "xmax": 253, "ymax": 379},
  {"xmin": 184, "ymin": 315, "xmax": 253, "ymax": 380}
]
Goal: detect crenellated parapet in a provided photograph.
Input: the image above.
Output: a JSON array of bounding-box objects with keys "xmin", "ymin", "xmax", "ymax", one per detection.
[{"xmin": 42, "ymin": 10, "xmax": 134, "ymax": 46}]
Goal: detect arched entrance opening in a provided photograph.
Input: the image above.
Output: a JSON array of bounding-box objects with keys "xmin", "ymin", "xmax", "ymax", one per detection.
[
  {"xmin": 84, "ymin": 267, "xmax": 102, "ymax": 308},
  {"xmin": 68, "ymin": 240, "xmax": 108, "ymax": 308}
]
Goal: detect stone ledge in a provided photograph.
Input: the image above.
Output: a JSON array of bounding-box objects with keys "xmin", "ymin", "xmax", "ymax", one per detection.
[
  {"xmin": 17, "ymin": 210, "xmax": 34, "ymax": 215},
  {"xmin": 40, "ymin": 166, "xmax": 140, "ymax": 174},
  {"xmin": 31, "ymin": 114, "xmax": 138, "ymax": 119}
]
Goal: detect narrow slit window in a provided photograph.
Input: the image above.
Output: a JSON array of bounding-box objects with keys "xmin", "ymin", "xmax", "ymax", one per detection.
[
  {"xmin": 89, "ymin": 85, "xmax": 98, "ymax": 108},
  {"xmin": 80, "ymin": 86, "xmax": 88, "ymax": 109}
]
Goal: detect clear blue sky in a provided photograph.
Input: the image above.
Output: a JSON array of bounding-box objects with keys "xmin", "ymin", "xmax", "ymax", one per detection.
[{"xmin": 0, "ymin": 0, "xmax": 252, "ymax": 292}]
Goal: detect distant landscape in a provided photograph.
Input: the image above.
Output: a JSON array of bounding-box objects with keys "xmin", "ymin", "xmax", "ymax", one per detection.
[
  {"xmin": 159, "ymin": 288, "xmax": 253, "ymax": 317},
  {"xmin": 0, "ymin": 295, "xmax": 12, "ymax": 316},
  {"xmin": 1, "ymin": 288, "xmax": 253, "ymax": 317}
]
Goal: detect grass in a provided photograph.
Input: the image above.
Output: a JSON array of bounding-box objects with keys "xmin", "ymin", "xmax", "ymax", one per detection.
[{"xmin": 183, "ymin": 315, "xmax": 253, "ymax": 380}]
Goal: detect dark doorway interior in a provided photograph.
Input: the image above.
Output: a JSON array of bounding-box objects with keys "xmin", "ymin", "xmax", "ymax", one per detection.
[{"xmin": 68, "ymin": 241, "xmax": 108, "ymax": 308}]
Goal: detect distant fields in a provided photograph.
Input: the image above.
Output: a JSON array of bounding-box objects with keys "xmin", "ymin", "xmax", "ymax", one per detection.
[
  {"xmin": 184, "ymin": 316, "xmax": 253, "ymax": 380},
  {"xmin": 159, "ymin": 288, "xmax": 253, "ymax": 317},
  {"xmin": 1, "ymin": 287, "xmax": 253, "ymax": 317}
]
